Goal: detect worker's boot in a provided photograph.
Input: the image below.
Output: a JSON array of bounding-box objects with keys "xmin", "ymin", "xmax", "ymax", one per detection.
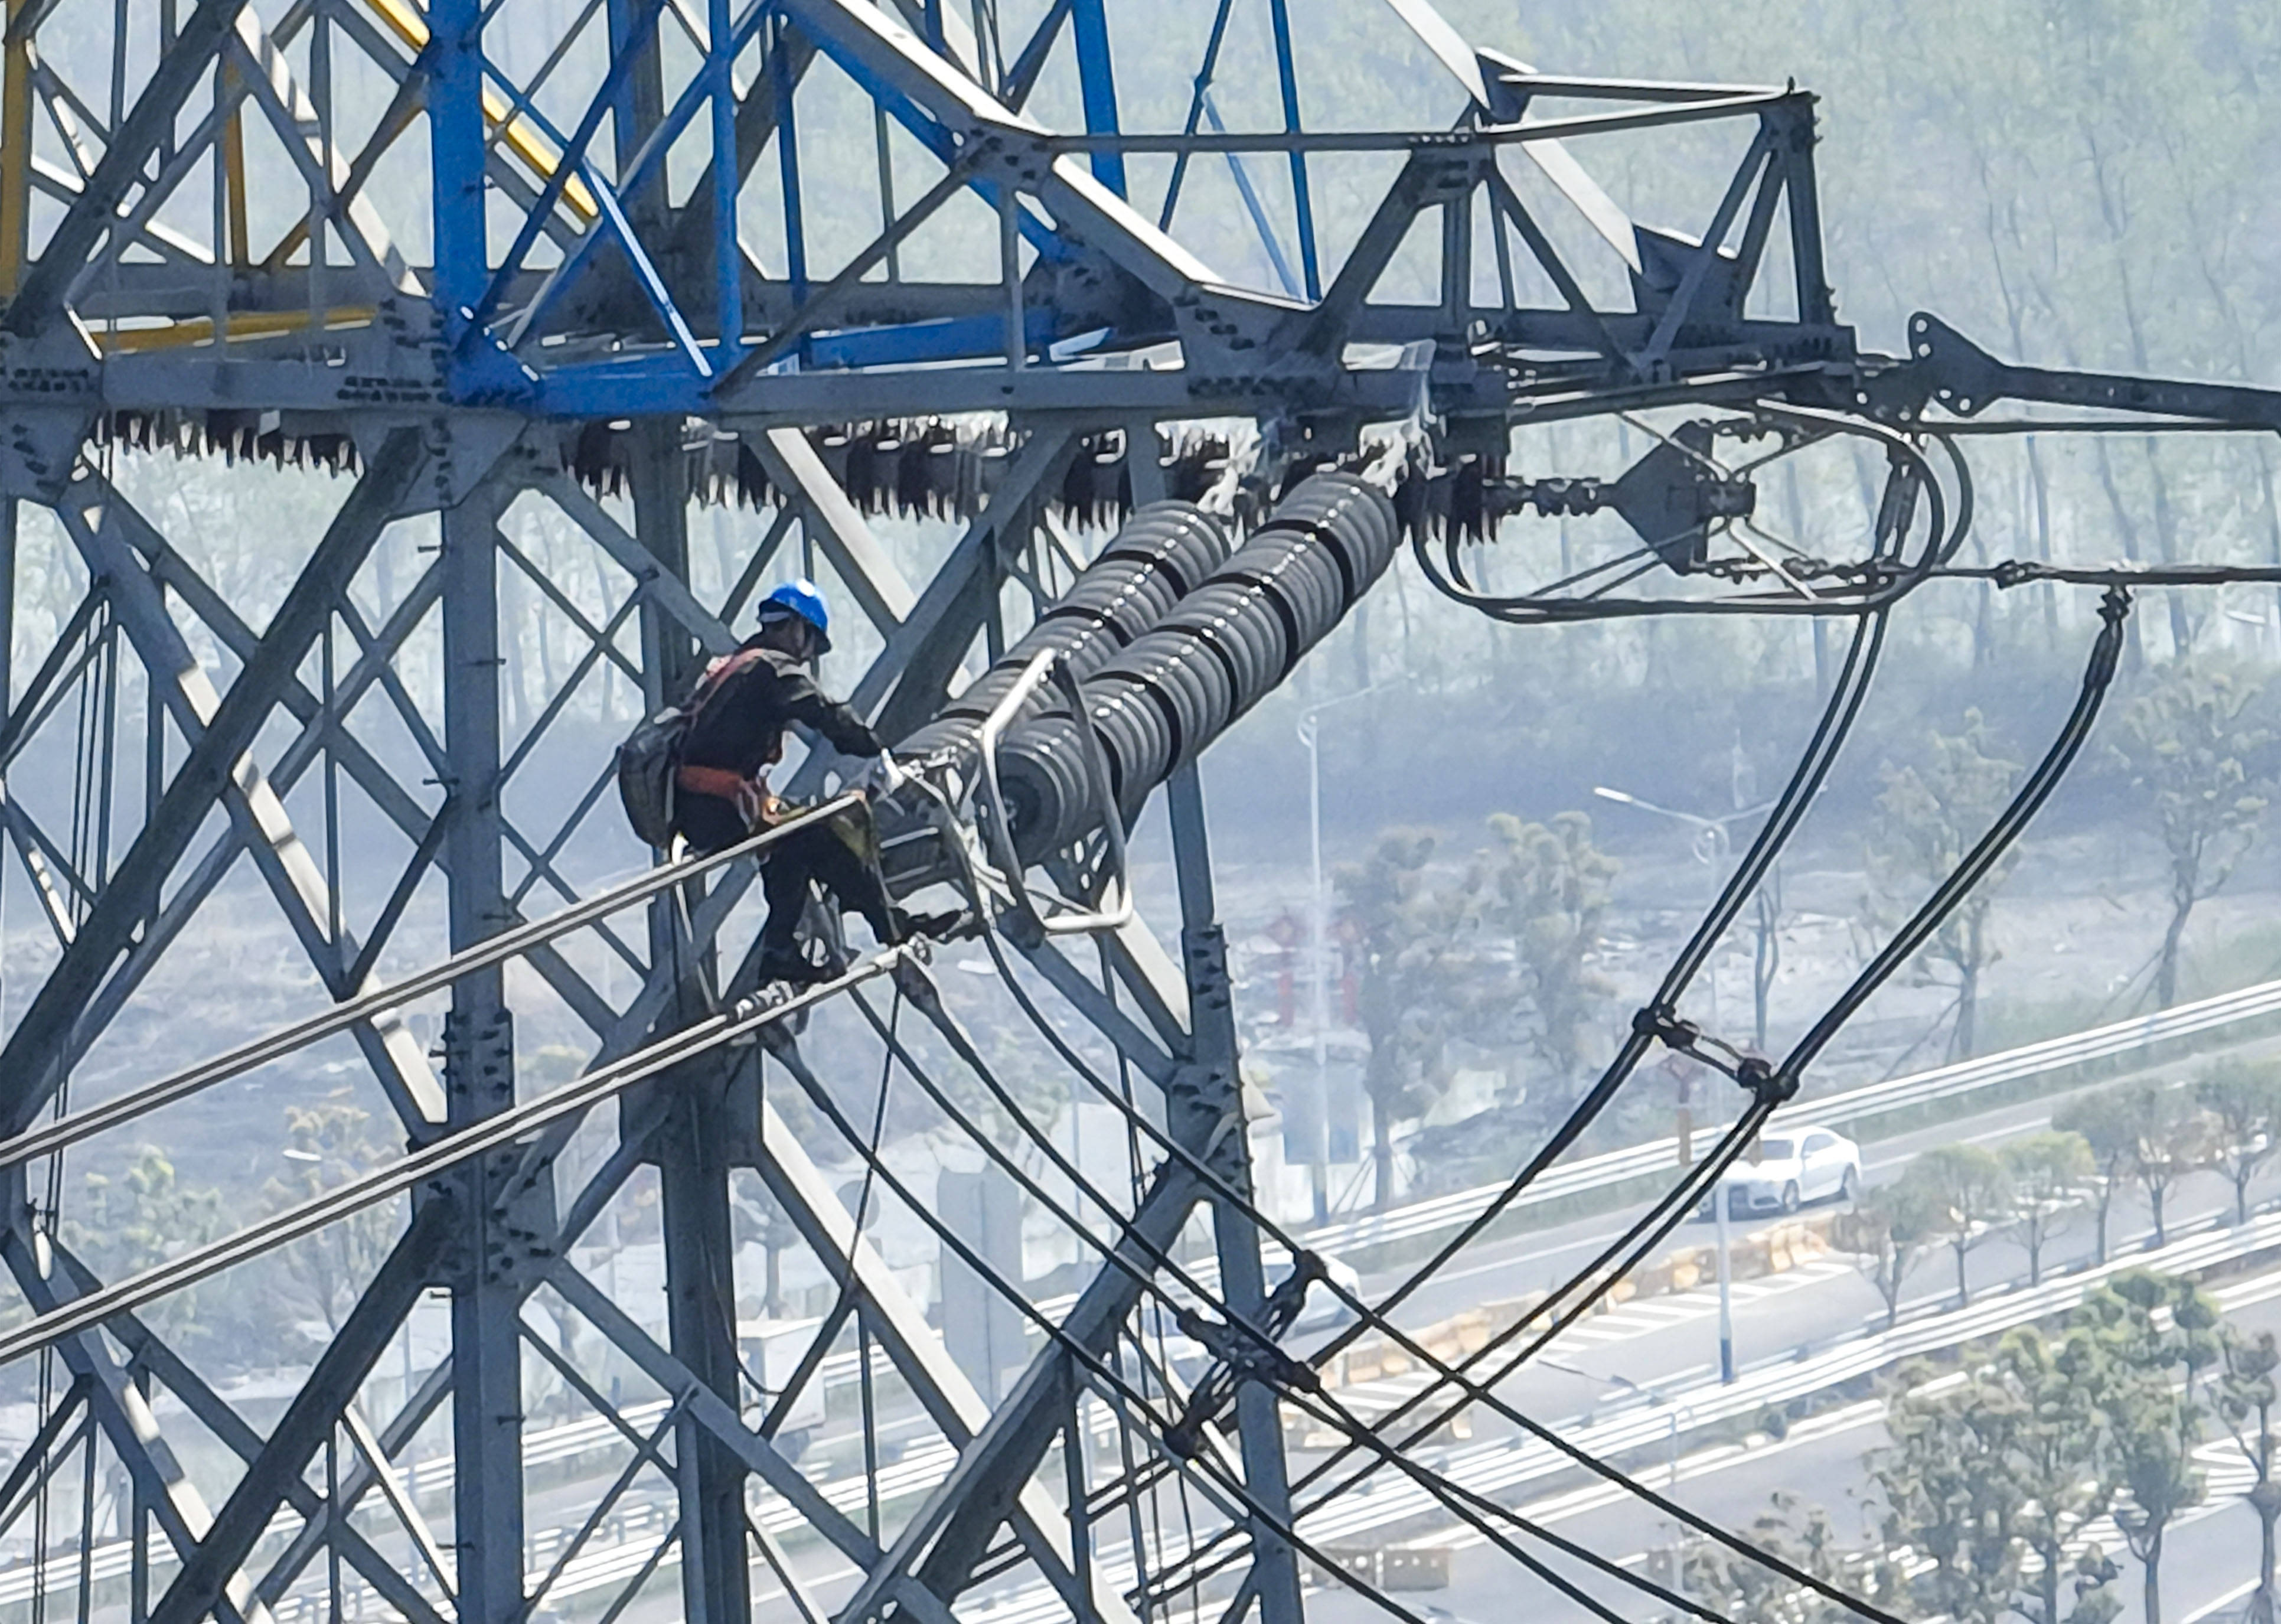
[
  {"xmin": 755, "ymin": 941, "xmax": 836, "ymax": 988},
  {"xmin": 887, "ymin": 906, "xmax": 965, "ymax": 944}
]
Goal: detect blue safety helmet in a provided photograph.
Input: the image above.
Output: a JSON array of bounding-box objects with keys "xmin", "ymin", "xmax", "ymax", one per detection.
[{"xmin": 758, "ymin": 578, "xmax": 833, "ymax": 654}]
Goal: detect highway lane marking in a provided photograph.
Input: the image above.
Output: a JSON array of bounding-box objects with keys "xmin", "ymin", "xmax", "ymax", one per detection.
[
  {"xmin": 560, "ymin": 1251, "xmax": 2281, "ymax": 1624},
  {"xmin": 1552, "ymin": 1258, "xmax": 1855, "ymax": 1348},
  {"xmin": 1420, "ymin": 1227, "xmax": 1636, "ymax": 1285},
  {"xmin": 1865, "ymin": 1113, "xmax": 2052, "ymax": 1172},
  {"xmin": 1303, "ymin": 1228, "xmax": 2281, "ymax": 1555},
  {"xmin": 1310, "ymin": 992, "xmax": 2281, "ymax": 1260},
  {"xmin": 1330, "ymin": 1259, "xmax": 1859, "ymax": 1418},
  {"xmin": 1405, "ymin": 1401, "xmax": 2264, "ymax": 1609},
  {"xmin": 51, "ymin": 1238, "xmax": 2273, "ymax": 1618},
  {"xmin": 65, "ymin": 1214, "xmax": 2263, "ymax": 1616},
  {"xmin": 2216, "ymin": 1264, "xmax": 2281, "ymax": 1313},
  {"xmin": 1407, "ymin": 1397, "xmax": 1892, "ymax": 1550},
  {"xmin": 881, "ymin": 1240, "xmax": 2281, "ymax": 1617},
  {"xmin": 2182, "ymin": 1577, "xmax": 2262, "ymax": 1623},
  {"xmin": 1358, "ymin": 1258, "xmax": 1863, "ymax": 1393}
]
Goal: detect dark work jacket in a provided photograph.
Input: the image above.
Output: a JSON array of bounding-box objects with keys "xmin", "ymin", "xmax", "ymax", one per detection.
[{"xmin": 678, "ymin": 644, "xmax": 884, "ymax": 779}]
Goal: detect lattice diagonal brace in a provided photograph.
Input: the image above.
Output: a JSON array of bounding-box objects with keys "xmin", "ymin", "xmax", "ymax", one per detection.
[{"xmin": 12, "ymin": 5, "xmax": 2281, "ymax": 1624}]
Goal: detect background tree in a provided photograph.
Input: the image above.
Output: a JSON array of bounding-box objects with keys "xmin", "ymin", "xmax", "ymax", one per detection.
[
  {"xmin": 64, "ymin": 1147, "xmax": 230, "ymax": 1351},
  {"xmin": 1842, "ymin": 1177, "xmax": 1944, "ymax": 1330},
  {"xmin": 2002, "ymin": 1130, "xmax": 2094, "ymax": 1287},
  {"xmin": 2197, "ymin": 1059, "xmax": 2281, "ymax": 1225},
  {"xmin": 2220, "ymin": 1330, "xmax": 2281, "ymax": 1624},
  {"xmin": 2001, "ymin": 1328, "xmax": 2126, "ymax": 1624},
  {"xmin": 262, "ymin": 1100, "xmax": 404, "ymax": 1337},
  {"xmin": 1874, "ymin": 1330, "xmax": 2119, "ymax": 1624},
  {"xmin": 2113, "ymin": 661, "xmax": 2270, "ymax": 1009},
  {"xmin": 1680, "ymin": 1492, "xmax": 1904, "ymax": 1623},
  {"xmin": 1905, "ymin": 1143, "xmax": 2013, "ymax": 1307},
  {"xmin": 1473, "ymin": 810, "xmax": 1618, "ymax": 1087},
  {"xmin": 1868, "ymin": 711, "xmax": 2024, "ymax": 1061},
  {"xmin": 2123, "ymin": 1085, "xmax": 2217, "ymax": 1250},
  {"xmin": 1875, "ymin": 1354, "xmax": 2028, "ymax": 1624},
  {"xmin": 2069, "ymin": 1271, "xmax": 2225, "ymax": 1624},
  {"xmin": 2055, "ymin": 1087, "xmax": 2143, "ymax": 1264},
  {"xmin": 1339, "ymin": 830, "xmax": 1469, "ymax": 1209}
]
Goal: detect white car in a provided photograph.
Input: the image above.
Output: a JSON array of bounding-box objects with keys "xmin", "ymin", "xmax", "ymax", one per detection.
[{"xmin": 1718, "ymin": 1126, "xmax": 1862, "ymax": 1218}]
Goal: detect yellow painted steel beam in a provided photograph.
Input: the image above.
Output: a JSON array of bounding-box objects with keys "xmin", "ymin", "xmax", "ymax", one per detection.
[
  {"xmin": 361, "ymin": 0, "xmax": 599, "ymax": 223},
  {"xmin": 92, "ymin": 305, "xmax": 378, "ymax": 354},
  {"xmin": 0, "ymin": 0, "xmax": 33, "ymax": 298}
]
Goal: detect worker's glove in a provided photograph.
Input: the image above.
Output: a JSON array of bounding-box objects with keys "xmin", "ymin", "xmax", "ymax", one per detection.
[{"xmin": 856, "ymin": 752, "xmax": 906, "ymax": 799}]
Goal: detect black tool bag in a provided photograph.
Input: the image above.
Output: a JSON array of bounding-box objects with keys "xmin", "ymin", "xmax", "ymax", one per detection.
[{"xmin": 614, "ymin": 648, "xmax": 762, "ymax": 849}]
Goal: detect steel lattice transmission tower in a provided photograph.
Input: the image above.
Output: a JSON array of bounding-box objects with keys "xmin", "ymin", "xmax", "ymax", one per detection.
[{"xmin": 2, "ymin": 3, "xmax": 2279, "ymax": 1623}]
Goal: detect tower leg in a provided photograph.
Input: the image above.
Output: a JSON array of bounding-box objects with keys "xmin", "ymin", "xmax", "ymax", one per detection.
[
  {"xmin": 628, "ymin": 420, "xmax": 754, "ymax": 1624},
  {"xmin": 1167, "ymin": 762, "xmax": 1307, "ymax": 1624},
  {"xmin": 441, "ymin": 483, "xmax": 530, "ymax": 1623}
]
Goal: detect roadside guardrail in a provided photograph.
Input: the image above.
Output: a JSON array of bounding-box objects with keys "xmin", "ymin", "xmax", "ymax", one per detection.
[
  {"xmin": 1301, "ymin": 974, "xmax": 2281, "ymax": 1257},
  {"xmin": 1295, "ymin": 1206, "xmax": 2281, "ymax": 1545}
]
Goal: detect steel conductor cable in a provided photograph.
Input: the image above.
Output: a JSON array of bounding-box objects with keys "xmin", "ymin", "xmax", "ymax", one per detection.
[{"xmin": 784, "ymin": 1002, "xmax": 1737, "ymax": 1624}]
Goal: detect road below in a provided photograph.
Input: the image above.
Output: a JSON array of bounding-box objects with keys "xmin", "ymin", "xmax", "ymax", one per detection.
[
  {"xmin": 1333, "ymin": 1072, "xmax": 2276, "ymax": 1427},
  {"xmin": 18, "ymin": 1051, "xmax": 2275, "ymax": 1624},
  {"xmin": 1297, "ymin": 1264, "xmax": 2281, "ymax": 1624}
]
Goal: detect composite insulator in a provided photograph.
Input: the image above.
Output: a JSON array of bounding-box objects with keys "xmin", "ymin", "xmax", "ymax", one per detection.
[
  {"xmin": 998, "ymin": 472, "xmax": 1398, "ymax": 863},
  {"xmin": 893, "ymin": 501, "xmax": 1232, "ymax": 772}
]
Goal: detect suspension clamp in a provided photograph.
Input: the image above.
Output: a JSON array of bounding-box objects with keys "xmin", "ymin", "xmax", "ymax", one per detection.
[
  {"xmin": 1173, "ymin": 1307, "xmax": 1321, "ymax": 1392},
  {"xmin": 1634, "ymin": 1006, "xmax": 1699, "ymax": 1051},
  {"xmin": 1164, "ymin": 1304, "xmax": 1324, "ymax": 1460},
  {"xmin": 1262, "ymin": 1251, "xmax": 1329, "ymax": 1336},
  {"xmin": 1738, "ymin": 1056, "xmax": 1799, "ymax": 1107}
]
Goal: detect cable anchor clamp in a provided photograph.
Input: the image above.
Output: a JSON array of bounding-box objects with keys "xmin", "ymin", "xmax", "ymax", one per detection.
[
  {"xmin": 1738, "ymin": 1056, "xmax": 1798, "ymax": 1107},
  {"xmin": 1634, "ymin": 1006, "xmax": 1698, "ymax": 1051}
]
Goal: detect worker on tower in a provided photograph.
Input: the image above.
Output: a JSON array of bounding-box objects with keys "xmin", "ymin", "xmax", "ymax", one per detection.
[{"xmin": 669, "ymin": 580, "xmax": 955, "ymax": 986}]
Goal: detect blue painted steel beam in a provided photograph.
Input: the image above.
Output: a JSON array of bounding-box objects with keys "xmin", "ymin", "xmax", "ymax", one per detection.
[
  {"xmin": 426, "ymin": 0, "xmax": 489, "ymax": 322},
  {"xmin": 802, "ymin": 307, "xmax": 1060, "ymax": 369},
  {"xmin": 1159, "ymin": 0, "xmax": 1235, "ymax": 231},
  {"xmin": 1003, "ymin": 0, "xmax": 1074, "ymax": 107},
  {"xmin": 1069, "ymin": 0, "xmax": 1125, "ymax": 198},
  {"xmin": 782, "ymin": 11, "xmax": 1069, "ymax": 263},
  {"xmin": 1201, "ymin": 93, "xmax": 1299, "ymax": 299},
  {"xmin": 474, "ymin": 0, "xmax": 669, "ymax": 324},
  {"xmin": 774, "ymin": 9, "xmax": 810, "ymax": 305},
  {"xmin": 436, "ymin": 0, "xmax": 1125, "ymax": 407},
  {"xmin": 709, "ymin": 0, "xmax": 742, "ymax": 351},
  {"xmin": 1265, "ymin": 0, "xmax": 1321, "ymax": 301},
  {"xmin": 503, "ymin": 0, "xmax": 772, "ymax": 360}
]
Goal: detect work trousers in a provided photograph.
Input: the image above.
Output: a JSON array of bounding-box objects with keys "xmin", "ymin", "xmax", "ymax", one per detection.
[{"xmin": 677, "ymin": 793, "xmax": 896, "ymax": 953}]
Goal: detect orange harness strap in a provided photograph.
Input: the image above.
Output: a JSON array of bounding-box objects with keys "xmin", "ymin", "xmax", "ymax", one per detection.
[
  {"xmin": 675, "ymin": 764, "xmax": 750, "ymax": 801},
  {"xmin": 674, "ymin": 649, "xmax": 785, "ymax": 829},
  {"xmin": 677, "ymin": 763, "xmax": 785, "ymax": 830}
]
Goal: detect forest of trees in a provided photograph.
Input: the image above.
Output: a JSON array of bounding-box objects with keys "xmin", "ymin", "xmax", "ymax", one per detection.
[{"xmin": 1682, "ymin": 1269, "xmax": 2279, "ymax": 1624}]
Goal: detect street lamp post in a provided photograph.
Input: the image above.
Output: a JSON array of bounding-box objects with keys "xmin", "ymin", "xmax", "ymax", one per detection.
[
  {"xmin": 1713, "ymin": 1186, "xmax": 1736, "ymax": 1384},
  {"xmin": 1599, "ymin": 1372, "xmax": 1689, "ymax": 1488},
  {"xmin": 1611, "ymin": 1372, "xmax": 1692, "ymax": 1605},
  {"xmin": 1298, "ymin": 678, "xmax": 1396, "ymax": 1222},
  {"xmin": 1300, "ymin": 707, "xmax": 1330, "ymax": 1224},
  {"xmin": 1592, "ymin": 783, "xmax": 1771, "ymax": 1388},
  {"xmin": 1545, "ymin": 1361, "xmax": 1695, "ymax": 1603},
  {"xmin": 1590, "ymin": 784, "xmax": 1777, "ymax": 1048}
]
